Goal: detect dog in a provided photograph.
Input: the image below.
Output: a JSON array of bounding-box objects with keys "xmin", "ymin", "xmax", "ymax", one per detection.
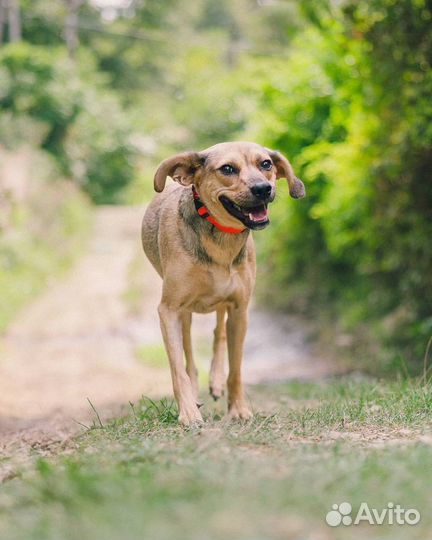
[{"xmin": 141, "ymin": 141, "xmax": 305, "ymax": 426}]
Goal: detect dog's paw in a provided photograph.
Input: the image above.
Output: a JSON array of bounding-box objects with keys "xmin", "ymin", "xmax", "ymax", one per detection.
[
  {"xmin": 227, "ymin": 402, "xmax": 253, "ymax": 421},
  {"xmin": 178, "ymin": 407, "xmax": 204, "ymax": 428},
  {"xmin": 209, "ymin": 382, "xmax": 225, "ymax": 401}
]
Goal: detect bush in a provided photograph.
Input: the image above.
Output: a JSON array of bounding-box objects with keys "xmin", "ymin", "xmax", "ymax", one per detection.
[
  {"xmin": 252, "ymin": 1, "xmax": 432, "ymax": 374},
  {"xmin": 0, "ymin": 43, "xmax": 137, "ymax": 204}
]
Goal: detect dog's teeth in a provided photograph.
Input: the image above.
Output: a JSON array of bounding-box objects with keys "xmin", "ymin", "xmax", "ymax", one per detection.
[{"xmin": 248, "ymin": 206, "xmax": 269, "ymax": 222}]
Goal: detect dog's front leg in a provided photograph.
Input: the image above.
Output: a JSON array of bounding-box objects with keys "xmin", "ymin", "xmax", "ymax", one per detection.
[
  {"xmin": 181, "ymin": 311, "xmax": 200, "ymax": 404},
  {"xmin": 226, "ymin": 304, "xmax": 253, "ymax": 420},
  {"xmin": 158, "ymin": 303, "xmax": 203, "ymax": 426}
]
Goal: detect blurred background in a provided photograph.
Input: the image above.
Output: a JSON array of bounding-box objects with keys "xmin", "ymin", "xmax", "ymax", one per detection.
[{"xmin": 0, "ymin": 0, "xmax": 431, "ymax": 378}]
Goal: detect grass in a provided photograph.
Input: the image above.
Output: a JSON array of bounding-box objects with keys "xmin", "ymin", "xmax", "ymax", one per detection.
[
  {"xmin": 135, "ymin": 344, "xmax": 168, "ymax": 369},
  {"xmin": 1, "ymin": 378, "xmax": 432, "ymax": 539},
  {"xmin": 136, "ymin": 339, "xmax": 212, "ymax": 387},
  {"xmin": 122, "ymin": 247, "xmax": 149, "ymax": 316}
]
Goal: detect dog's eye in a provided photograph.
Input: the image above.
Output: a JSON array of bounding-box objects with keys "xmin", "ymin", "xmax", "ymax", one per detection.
[
  {"xmin": 261, "ymin": 160, "xmax": 272, "ymax": 171},
  {"xmin": 219, "ymin": 164, "xmax": 237, "ymax": 175}
]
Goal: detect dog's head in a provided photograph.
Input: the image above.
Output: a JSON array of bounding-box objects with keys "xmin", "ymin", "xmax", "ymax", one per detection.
[{"xmin": 153, "ymin": 141, "xmax": 305, "ymax": 231}]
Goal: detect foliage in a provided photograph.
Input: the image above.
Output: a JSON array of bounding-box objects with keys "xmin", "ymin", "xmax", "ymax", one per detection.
[
  {"xmin": 0, "ymin": 43, "xmax": 137, "ymax": 203},
  {"xmin": 251, "ymin": 0, "xmax": 432, "ymax": 373}
]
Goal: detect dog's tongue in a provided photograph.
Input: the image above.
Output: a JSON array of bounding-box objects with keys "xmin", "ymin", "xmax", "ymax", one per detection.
[{"xmin": 248, "ymin": 207, "xmax": 269, "ymax": 223}]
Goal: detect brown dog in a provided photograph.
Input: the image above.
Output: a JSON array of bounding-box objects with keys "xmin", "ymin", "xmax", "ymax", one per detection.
[{"xmin": 142, "ymin": 141, "xmax": 305, "ymax": 426}]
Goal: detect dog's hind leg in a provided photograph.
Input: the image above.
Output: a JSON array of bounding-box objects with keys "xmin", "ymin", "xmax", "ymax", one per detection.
[
  {"xmin": 181, "ymin": 311, "xmax": 201, "ymax": 406},
  {"xmin": 158, "ymin": 303, "xmax": 203, "ymax": 426},
  {"xmin": 209, "ymin": 306, "xmax": 227, "ymax": 401}
]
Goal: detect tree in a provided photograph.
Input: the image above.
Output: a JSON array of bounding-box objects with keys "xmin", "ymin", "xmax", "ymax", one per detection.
[
  {"xmin": 63, "ymin": 0, "xmax": 84, "ymax": 59},
  {"xmin": 0, "ymin": 0, "xmax": 21, "ymax": 43}
]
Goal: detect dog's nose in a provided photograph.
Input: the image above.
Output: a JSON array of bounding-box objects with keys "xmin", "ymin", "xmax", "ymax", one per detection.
[{"xmin": 250, "ymin": 182, "xmax": 272, "ymax": 200}]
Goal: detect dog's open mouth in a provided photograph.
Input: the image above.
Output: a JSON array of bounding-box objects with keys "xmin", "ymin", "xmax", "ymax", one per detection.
[{"xmin": 219, "ymin": 196, "xmax": 270, "ymax": 230}]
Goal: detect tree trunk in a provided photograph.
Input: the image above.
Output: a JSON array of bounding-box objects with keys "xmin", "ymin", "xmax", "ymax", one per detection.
[
  {"xmin": 7, "ymin": 0, "xmax": 21, "ymax": 42},
  {"xmin": 64, "ymin": 0, "xmax": 84, "ymax": 59},
  {"xmin": 0, "ymin": 0, "xmax": 5, "ymax": 45}
]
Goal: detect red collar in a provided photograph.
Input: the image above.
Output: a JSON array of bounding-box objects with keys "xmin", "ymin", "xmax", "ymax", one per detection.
[{"xmin": 192, "ymin": 186, "xmax": 246, "ymax": 234}]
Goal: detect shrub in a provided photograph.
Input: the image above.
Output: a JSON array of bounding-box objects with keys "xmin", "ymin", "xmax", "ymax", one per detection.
[
  {"xmin": 0, "ymin": 43, "xmax": 137, "ymax": 203},
  {"xmin": 253, "ymin": 2, "xmax": 432, "ymax": 374}
]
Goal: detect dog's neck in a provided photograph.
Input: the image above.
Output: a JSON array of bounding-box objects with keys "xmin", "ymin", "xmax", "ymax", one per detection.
[{"xmin": 179, "ymin": 188, "xmax": 250, "ymax": 268}]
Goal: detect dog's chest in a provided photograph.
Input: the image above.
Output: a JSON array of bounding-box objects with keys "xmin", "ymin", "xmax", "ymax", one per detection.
[{"xmin": 188, "ymin": 266, "xmax": 243, "ymax": 313}]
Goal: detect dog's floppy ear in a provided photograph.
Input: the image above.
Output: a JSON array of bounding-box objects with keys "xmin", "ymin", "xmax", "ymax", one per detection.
[
  {"xmin": 267, "ymin": 150, "xmax": 305, "ymax": 199},
  {"xmin": 153, "ymin": 151, "xmax": 204, "ymax": 192}
]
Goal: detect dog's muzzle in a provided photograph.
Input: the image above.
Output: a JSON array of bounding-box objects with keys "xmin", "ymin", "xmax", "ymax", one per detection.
[{"xmin": 219, "ymin": 195, "xmax": 272, "ymax": 230}]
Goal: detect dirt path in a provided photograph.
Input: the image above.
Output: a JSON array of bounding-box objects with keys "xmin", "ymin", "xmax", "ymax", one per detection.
[{"xmin": 0, "ymin": 206, "xmax": 335, "ymax": 477}]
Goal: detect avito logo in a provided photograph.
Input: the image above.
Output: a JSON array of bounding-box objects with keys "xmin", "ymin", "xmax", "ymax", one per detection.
[{"xmin": 326, "ymin": 502, "xmax": 420, "ymax": 527}]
